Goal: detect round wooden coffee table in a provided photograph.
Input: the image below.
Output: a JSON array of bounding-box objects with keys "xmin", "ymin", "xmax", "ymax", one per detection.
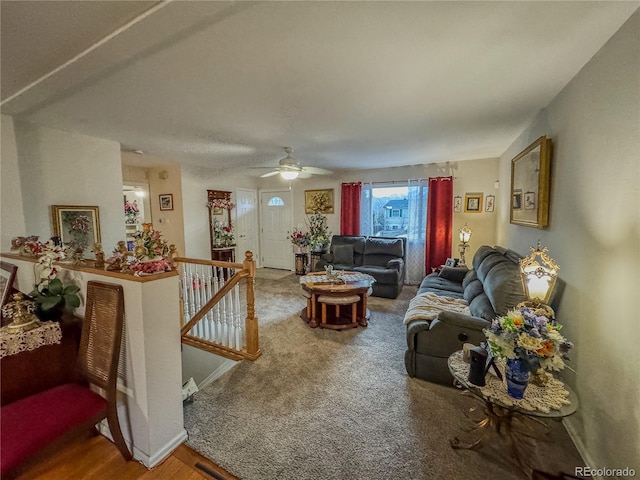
[{"xmin": 299, "ymin": 272, "xmax": 375, "ymax": 330}]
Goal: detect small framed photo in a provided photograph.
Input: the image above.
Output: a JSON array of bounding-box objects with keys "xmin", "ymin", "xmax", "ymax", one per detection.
[
  {"xmin": 1, "ymin": 261, "xmax": 18, "ymax": 309},
  {"xmin": 524, "ymin": 191, "xmax": 536, "ymax": 210},
  {"xmin": 485, "ymin": 195, "xmax": 495, "ymax": 213},
  {"xmin": 159, "ymin": 194, "xmax": 174, "ymax": 211},
  {"xmin": 453, "ymin": 196, "xmax": 462, "ymax": 213},
  {"xmin": 445, "ymin": 258, "xmax": 459, "ymax": 267},
  {"xmin": 464, "ymin": 193, "xmax": 483, "ymax": 213}
]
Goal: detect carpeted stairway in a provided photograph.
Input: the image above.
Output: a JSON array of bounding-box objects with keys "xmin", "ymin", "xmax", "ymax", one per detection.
[{"xmin": 184, "ymin": 271, "xmax": 582, "ymax": 480}]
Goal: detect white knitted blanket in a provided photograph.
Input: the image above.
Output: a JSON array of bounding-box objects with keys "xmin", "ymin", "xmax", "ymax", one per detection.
[{"xmin": 403, "ymin": 292, "xmax": 470, "ymax": 325}]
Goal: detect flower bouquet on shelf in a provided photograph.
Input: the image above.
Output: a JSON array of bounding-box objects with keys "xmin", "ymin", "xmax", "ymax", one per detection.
[
  {"xmin": 484, "ymin": 305, "xmax": 573, "ymax": 399},
  {"xmin": 307, "ymin": 213, "xmax": 330, "ymax": 253},
  {"xmin": 124, "ymin": 199, "xmax": 140, "ymax": 224},
  {"xmin": 289, "ymin": 227, "xmax": 310, "ymax": 253},
  {"xmin": 212, "ymin": 221, "xmax": 235, "ymax": 247},
  {"xmin": 207, "ymin": 198, "xmax": 235, "ymax": 211},
  {"xmin": 129, "ymin": 224, "xmax": 171, "ymax": 276}
]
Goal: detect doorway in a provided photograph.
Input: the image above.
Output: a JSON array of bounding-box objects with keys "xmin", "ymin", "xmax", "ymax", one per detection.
[{"xmin": 259, "ymin": 190, "xmax": 292, "ymax": 270}]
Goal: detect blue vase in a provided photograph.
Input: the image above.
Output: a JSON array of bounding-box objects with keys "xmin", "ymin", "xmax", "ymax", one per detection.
[{"xmin": 505, "ymin": 359, "xmax": 530, "ymax": 400}]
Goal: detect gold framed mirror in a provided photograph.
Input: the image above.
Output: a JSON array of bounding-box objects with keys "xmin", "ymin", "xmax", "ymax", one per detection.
[{"xmin": 510, "ymin": 136, "xmax": 552, "ymax": 229}]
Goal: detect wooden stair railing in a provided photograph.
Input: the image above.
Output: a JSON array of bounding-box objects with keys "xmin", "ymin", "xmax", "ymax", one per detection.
[{"xmin": 175, "ymin": 251, "xmax": 260, "ymax": 361}]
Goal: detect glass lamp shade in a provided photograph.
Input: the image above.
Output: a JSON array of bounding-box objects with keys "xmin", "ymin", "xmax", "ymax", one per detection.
[
  {"xmin": 519, "ymin": 243, "xmax": 559, "ymax": 304},
  {"xmin": 280, "ymin": 171, "xmax": 299, "ymax": 180},
  {"xmin": 459, "ymin": 224, "xmax": 472, "ymax": 244}
]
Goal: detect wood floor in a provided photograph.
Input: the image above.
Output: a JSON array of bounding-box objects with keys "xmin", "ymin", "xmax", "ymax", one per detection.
[{"xmin": 13, "ymin": 434, "xmax": 240, "ymax": 480}]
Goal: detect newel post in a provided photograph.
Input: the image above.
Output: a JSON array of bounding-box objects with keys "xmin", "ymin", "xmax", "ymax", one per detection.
[{"xmin": 243, "ymin": 251, "xmax": 261, "ymax": 359}]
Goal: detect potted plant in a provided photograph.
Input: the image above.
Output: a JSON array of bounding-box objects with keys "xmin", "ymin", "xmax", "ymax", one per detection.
[{"xmin": 29, "ymin": 240, "xmax": 82, "ymax": 319}]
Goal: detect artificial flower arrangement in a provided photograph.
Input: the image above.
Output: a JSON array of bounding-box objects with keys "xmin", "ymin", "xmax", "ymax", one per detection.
[
  {"xmin": 28, "ymin": 240, "xmax": 82, "ymax": 315},
  {"xmin": 207, "ymin": 198, "xmax": 236, "ymax": 210},
  {"xmin": 484, "ymin": 305, "xmax": 573, "ymax": 376},
  {"xmin": 132, "ymin": 224, "xmax": 169, "ymax": 259},
  {"xmin": 212, "ymin": 220, "xmax": 235, "ymax": 247},
  {"xmin": 289, "ymin": 228, "xmax": 310, "ymax": 248},
  {"xmin": 306, "ymin": 212, "xmax": 331, "ymax": 252},
  {"xmin": 124, "ymin": 199, "xmax": 140, "ymax": 224}
]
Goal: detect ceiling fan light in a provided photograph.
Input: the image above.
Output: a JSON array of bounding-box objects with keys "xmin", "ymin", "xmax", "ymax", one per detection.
[{"xmin": 281, "ymin": 171, "xmax": 299, "ymax": 180}]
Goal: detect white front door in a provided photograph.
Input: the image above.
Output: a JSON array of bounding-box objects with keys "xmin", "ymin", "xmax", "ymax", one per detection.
[
  {"xmin": 259, "ymin": 190, "xmax": 292, "ymax": 270},
  {"xmin": 235, "ymin": 188, "xmax": 259, "ymax": 264}
]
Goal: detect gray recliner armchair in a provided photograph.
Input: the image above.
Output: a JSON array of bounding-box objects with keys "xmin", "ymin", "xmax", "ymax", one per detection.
[{"xmin": 404, "ymin": 245, "xmax": 527, "ymax": 385}]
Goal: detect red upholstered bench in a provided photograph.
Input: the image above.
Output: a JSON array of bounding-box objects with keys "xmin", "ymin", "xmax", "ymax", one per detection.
[{"xmin": 0, "ymin": 384, "xmax": 107, "ymax": 476}]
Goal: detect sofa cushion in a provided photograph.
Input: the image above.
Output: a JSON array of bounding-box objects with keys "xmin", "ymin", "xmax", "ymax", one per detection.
[
  {"xmin": 330, "ymin": 236, "xmax": 366, "ymax": 266},
  {"xmin": 482, "ymin": 261, "xmax": 525, "ymax": 316},
  {"xmin": 419, "ymin": 274, "xmax": 464, "ymax": 295},
  {"xmin": 468, "ymin": 294, "xmax": 496, "ymax": 321},
  {"xmin": 332, "ymin": 244, "xmax": 354, "ymax": 265},
  {"xmin": 438, "ymin": 266, "xmax": 468, "ymax": 283}
]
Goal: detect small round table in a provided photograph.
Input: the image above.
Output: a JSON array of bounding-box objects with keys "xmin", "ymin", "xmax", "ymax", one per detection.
[
  {"xmin": 299, "ymin": 272, "xmax": 374, "ymax": 330},
  {"xmin": 447, "ymin": 350, "xmax": 578, "ymax": 474}
]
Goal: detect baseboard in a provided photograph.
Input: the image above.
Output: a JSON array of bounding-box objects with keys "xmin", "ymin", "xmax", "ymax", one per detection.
[
  {"xmin": 198, "ymin": 358, "xmax": 237, "ymax": 390},
  {"xmin": 563, "ymin": 417, "xmax": 599, "ymax": 479},
  {"xmin": 98, "ymin": 423, "xmax": 188, "ymax": 468},
  {"xmin": 137, "ymin": 429, "xmax": 189, "ymax": 468}
]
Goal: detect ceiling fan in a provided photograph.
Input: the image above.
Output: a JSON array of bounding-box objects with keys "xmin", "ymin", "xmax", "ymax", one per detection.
[{"xmin": 257, "ymin": 147, "xmax": 333, "ymax": 180}]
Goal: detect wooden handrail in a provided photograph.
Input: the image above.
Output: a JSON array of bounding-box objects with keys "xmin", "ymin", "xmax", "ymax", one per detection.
[{"xmin": 176, "ymin": 251, "xmax": 260, "ymax": 360}]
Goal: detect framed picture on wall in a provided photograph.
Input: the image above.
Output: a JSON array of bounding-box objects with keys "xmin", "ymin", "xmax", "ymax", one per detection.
[
  {"xmin": 464, "ymin": 193, "xmax": 483, "ymax": 213},
  {"xmin": 51, "ymin": 205, "xmax": 101, "ymax": 252},
  {"xmin": 485, "ymin": 195, "xmax": 495, "ymax": 212},
  {"xmin": 453, "ymin": 196, "xmax": 462, "ymax": 213},
  {"xmin": 305, "ymin": 189, "xmax": 334, "ymax": 214},
  {"xmin": 159, "ymin": 194, "xmax": 174, "ymax": 211}
]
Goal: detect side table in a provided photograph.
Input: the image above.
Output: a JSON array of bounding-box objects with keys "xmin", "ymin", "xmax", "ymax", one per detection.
[
  {"xmin": 294, "ymin": 253, "xmax": 308, "ymax": 275},
  {"xmin": 309, "ymin": 251, "xmax": 326, "ymax": 273},
  {"xmin": 447, "ymin": 350, "xmax": 578, "ymax": 474}
]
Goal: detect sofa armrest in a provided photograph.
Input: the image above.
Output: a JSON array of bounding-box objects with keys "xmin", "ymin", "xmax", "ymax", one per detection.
[
  {"xmin": 405, "ymin": 319, "xmax": 431, "ymax": 349},
  {"xmin": 386, "ymin": 258, "xmax": 404, "ymax": 271},
  {"xmin": 434, "ymin": 310, "xmax": 491, "ymax": 331}
]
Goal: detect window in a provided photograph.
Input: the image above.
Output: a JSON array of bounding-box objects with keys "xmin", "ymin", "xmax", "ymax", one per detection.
[{"xmin": 268, "ymin": 197, "xmax": 284, "ymax": 206}]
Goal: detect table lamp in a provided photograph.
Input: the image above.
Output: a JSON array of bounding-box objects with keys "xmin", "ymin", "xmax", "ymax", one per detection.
[
  {"xmin": 518, "ymin": 241, "xmax": 559, "ymax": 311},
  {"xmin": 458, "ymin": 223, "xmax": 472, "ymax": 267}
]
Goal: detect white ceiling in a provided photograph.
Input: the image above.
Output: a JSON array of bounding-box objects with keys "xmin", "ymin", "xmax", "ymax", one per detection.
[{"xmin": 1, "ymin": 1, "xmax": 637, "ymax": 172}]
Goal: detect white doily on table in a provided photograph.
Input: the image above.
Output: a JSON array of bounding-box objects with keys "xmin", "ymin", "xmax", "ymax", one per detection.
[
  {"xmin": 449, "ymin": 350, "xmax": 571, "ymax": 413},
  {"xmin": 300, "ymin": 272, "xmax": 375, "ymax": 284},
  {"xmin": 0, "ymin": 322, "xmax": 62, "ymax": 358}
]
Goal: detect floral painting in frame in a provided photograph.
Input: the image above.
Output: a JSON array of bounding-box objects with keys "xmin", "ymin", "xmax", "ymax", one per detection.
[
  {"xmin": 305, "ymin": 189, "xmax": 334, "ymax": 214},
  {"xmin": 51, "ymin": 205, "xmax": 101, "ymax": 254}
]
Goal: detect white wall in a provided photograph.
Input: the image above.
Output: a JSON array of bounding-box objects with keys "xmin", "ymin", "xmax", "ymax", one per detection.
[
  {"xmin": 497, "ymin": 11, "xmax": 640, "ymax": 471},
  {"xmin": 181, "ymin": 164, "xmax": 259, "ymax": 259},
  {"xmin": 0, "ymin": 115, "xmax": 26, "ymax": 250},
  {"xmin": 7, "ymin": 121, "xmax": 125, "ymax": 254}
]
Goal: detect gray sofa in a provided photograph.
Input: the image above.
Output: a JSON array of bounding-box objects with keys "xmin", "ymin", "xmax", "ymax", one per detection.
[
  {"xmin": 404, "ymin": 245, "xmax": 526, "ymax": 385},
  {"xmin": 316, "ymin": 235, "xmax": 406, "ymax": 299}
]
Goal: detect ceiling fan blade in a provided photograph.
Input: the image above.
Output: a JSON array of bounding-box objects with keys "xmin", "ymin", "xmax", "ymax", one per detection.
[
  {"xmin": 297, "ymin": 171, "xmax": 313, "ymax": 179},
  {"xmin": 260, "ymin": 171, "xmax": 280, "ymax": 178},
  {"xmin": 302, "ymin": 166, "xmax": 333, "ymax": 175}
]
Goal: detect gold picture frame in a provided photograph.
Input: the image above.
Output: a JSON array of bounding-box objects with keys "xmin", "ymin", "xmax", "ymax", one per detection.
[
  {"xmin": 510, "ymin": 136, "xmax": 552, "ymax": 228},
  {"xmin": 305, "ymin": 189, "xmax": 334, "ymax": 214},
  {"xmin": 464, "ymin": 193, "xmax": 483, "ymax": 213},
  {"xmin": 51, "ymin": 205, "xmax": 101, "ymax": 251}
]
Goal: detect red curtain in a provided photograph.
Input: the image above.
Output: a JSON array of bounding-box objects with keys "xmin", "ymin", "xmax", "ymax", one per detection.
[
  {"xmin": 425, "ymin": 176, "xmax": 453, "ymax": 272},
  {"xmin": 340, "ymin": 182, "xmax": 362, "ymax": 235}
]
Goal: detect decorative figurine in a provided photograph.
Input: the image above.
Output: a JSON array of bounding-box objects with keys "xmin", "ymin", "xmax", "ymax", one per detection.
[
  {"xmin": 93, "ymin": 243, "xmax": 106, "ymax": 269},
  {"xmin": 169, "ymin": 244, "xmax": 179, "ymax": 270},
  {"xmin": 2, "ymin": 293, "xmax": 40, "ymax": 332}
]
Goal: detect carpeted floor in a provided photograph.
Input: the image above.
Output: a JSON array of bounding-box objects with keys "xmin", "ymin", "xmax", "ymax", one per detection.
[{"xmin": 184, "ymin": 273, "xmax": 583, "ymax": 480}]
